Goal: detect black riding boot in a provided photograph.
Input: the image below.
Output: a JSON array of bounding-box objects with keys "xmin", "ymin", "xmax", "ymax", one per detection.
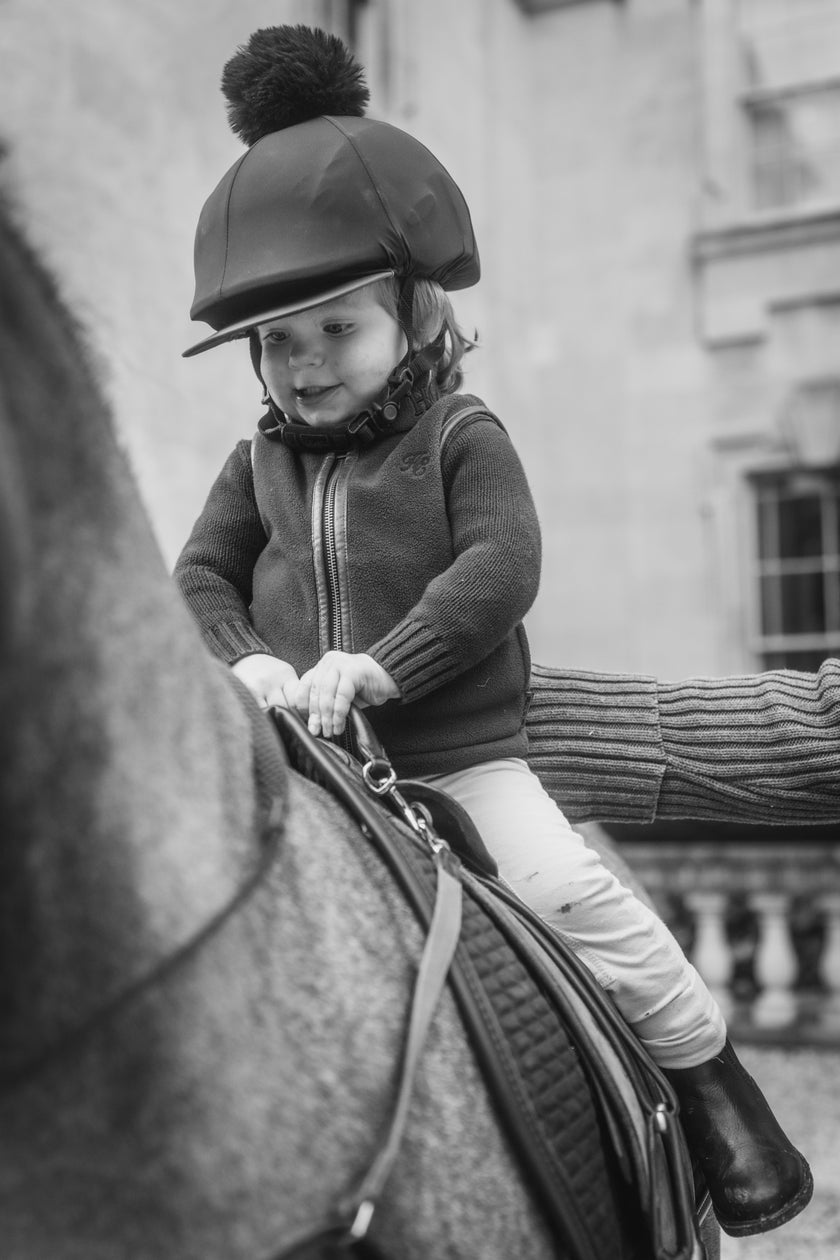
[{"xmin": 666, "ymin": 1039, "xmax": 813, "ymax": 1237}]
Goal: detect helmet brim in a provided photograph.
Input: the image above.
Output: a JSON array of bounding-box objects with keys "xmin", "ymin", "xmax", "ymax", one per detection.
[{"xmin": 182, "ymin": 269, "xmax": 395, "ymax": 358}]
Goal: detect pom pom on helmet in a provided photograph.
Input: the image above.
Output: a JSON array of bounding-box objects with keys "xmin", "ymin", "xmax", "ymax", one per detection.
[
  {"xmin": 222, "ymin": 25, "xmax": 370, "ymax": 146},
  {"xmin": 184, "ymin": 24, "xmax": 479, "ymax": 358}
]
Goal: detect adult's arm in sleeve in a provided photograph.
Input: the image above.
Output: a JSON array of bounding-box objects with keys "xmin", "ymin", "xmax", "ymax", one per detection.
[{"xmin": 525, "ymin": 660, "xmax": 840, "ymax": 825}]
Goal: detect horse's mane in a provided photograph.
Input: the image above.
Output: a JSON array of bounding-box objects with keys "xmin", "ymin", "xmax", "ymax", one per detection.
[
  {"xmin": 0, "ymin": 189, "xmax": 263, "ymax": 1077},
  {"xmin": 0, "ymin": 190, "xmax": 121, "ymax": 522},
  {"xmin": 0, "ymin": 190, "xmax": 133, "ymax": 792}
]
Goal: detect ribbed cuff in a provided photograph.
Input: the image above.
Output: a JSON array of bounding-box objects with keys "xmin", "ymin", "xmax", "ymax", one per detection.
[
  {"xmin": 367, "ymin": 618, "xmax": 453, "ymax": 700},
  {"xmin": 525, "ymin": 665, "xmax": 664, "ymax": 824},
  {"xmin": 203, "ymin": 620, "xmax": 272, "ymax": 666}
]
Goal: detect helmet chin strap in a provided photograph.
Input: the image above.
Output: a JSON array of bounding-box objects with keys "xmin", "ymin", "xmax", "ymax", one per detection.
[{"xmin": 250, "ymin": 279, "xmax": 445, "ymax": 454}]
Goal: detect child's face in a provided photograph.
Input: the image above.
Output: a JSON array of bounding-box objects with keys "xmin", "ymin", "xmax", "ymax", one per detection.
[{"xmin": 258, "ymin": 286, "xmax": 407, "ymax": 428}]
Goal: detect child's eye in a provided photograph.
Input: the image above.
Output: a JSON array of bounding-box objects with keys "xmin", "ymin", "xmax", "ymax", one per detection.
[
  {"xmin": 323, "ymin": 322, "xmax": 353, "ymax": 336},
  {"xmin": 262, "ymin": 329, "xmax": 289, "ymax": 345}
]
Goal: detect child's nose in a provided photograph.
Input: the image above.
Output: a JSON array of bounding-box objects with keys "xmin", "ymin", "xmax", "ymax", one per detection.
[{"xmin": 288, "ymin": 335, "xmax": 323, "ymax": 368}]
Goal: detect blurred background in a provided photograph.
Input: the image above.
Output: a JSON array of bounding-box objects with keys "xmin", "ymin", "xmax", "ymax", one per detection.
[
  {"xmin": 5, "ymin": 0, "xmax": 840, "ymax": 676},
  {"xmin": 2, "ymin": 1, "xmax": 840, "ymax": 1253}
]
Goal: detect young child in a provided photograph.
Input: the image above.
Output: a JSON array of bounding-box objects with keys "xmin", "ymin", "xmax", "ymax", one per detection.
[{"xmin": 175, "ymin": 26, "xmax": 812, "ymax": 1238}]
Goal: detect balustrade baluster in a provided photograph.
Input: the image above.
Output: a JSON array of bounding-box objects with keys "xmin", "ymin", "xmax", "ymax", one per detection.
[
  {"xmin": 817, "ymin": 892, "xmax": 840, "ymax": 1037},
  {"xmin": 749, "ymin": 892, "xmax": 798, "ymax": 1029},
  {"xmin": 620, "ymin": 840, "xmax": 840, "ymax": 1045},
  {"xmin": 683, "ymin": 891, "xmax": 733, "ymax": 1019}
]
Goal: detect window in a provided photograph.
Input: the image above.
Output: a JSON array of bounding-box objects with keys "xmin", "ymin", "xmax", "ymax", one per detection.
[
  {"xmin": 754, "ymin": 472, "xmax": 840, "ymax": 668},
  {"xmin": 746, "ymin": 82, "xmax": 840, "ymax": 210}
]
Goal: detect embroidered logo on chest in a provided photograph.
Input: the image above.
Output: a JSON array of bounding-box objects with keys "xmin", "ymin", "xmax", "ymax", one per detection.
[{"xmin": 399, "ymin": 452, "xmax": 431, "ymax": 477}]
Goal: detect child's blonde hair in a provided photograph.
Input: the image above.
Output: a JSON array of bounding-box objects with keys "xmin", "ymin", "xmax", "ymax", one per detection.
[{"xmin": 370, "ymin": 276, "xmax": 475, "ymax": 395}]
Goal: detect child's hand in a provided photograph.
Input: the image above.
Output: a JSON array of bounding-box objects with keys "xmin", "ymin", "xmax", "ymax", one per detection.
[
  {"xmin": 231, "ymin": 653, "xmax": 299, "ymax": 711},
  {"xmin": 295, "ymin": 651, "xmax": 399, "ymax": 738}
]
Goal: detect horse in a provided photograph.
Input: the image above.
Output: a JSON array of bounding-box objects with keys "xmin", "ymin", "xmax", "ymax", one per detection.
[{"xmin": 0, "ymin": 193, "xmax": 714, "ymax": 1260}]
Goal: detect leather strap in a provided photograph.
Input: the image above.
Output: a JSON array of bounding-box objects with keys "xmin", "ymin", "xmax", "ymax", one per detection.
[
  {"xmin": 273, "ymin": 707, "xmax": 623, "ymax": 1260},
  {"xmin": 338, "ymin": 848, "xmax": 462, "ymax": 1225},
  {"xmin": 267, "ymin": 706, "xmax": 464, "ymax": 1260}
]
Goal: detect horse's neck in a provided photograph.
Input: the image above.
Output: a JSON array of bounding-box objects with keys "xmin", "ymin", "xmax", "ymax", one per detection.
[
  {"xmin": 1, "ymin": 462, "xmax": 259, "ymax": 1077},
  {"xmin": 0, "ymin": 239, "xmax": 260, "ymax": 1078}
]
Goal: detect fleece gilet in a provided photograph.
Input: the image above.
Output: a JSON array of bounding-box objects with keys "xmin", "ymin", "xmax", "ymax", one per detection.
[{"xmin": 175, "ymin": 390, "xmax": 541, "ymax": 776}]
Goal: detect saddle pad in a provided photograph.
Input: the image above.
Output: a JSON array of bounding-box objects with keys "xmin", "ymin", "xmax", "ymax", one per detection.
[
  {"xmin": 396, "ymin": 831, "xmax": 633, "ymax": 1260},
  {"xmin": 378, "ymin": 840, "xmax": 702, "ymax": 1260}
]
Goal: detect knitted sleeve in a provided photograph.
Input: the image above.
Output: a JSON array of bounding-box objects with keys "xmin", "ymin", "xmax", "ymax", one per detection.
[
  {"xmin": 367, "ymin": 419, "xmax": 541, "ymax": 700},
  {"xmin": 525, "ymin": 660, "xmax": 840, "ymax": 825},
  {"xmin": 172, "ymin": 441, "xmax": 272, "ymax": 664}
]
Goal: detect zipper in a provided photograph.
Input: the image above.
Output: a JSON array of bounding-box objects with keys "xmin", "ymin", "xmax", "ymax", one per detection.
[
  {"xmin": 322, "ymin": 455, "xmax": 345, "ymax": 652},
  {"xmin": 318, "ymin": 454, "xmax": 360, "ymax": 756}
]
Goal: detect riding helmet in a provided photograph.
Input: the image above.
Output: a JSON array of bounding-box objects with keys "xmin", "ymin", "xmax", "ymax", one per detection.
[{"xmin": 183, "ymin": 25, "xmax": 480, "ymax": 358}]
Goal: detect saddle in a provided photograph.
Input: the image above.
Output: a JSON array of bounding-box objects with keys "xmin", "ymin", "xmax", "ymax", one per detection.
[{"xmin": 268, "ymin": 705, "xmax": 708, "ymax": 1260}]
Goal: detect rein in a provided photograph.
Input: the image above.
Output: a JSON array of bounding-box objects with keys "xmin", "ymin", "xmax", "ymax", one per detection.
[
  {"xmin": 266, "ymin": 706, "xmax": 465, "ymax": 1260},
  {"xmin": 265, "ymin": 705, "xmax": 707, "ymax": 1260}
]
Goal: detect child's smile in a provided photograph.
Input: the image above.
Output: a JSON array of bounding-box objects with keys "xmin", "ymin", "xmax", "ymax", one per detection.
[
  {"xmin": 293, "ymin": 383, "xmax": 341, "ymax": 410},
  {"xmin": 259, "ymin": 286, "xmax": 406, "ymax": 428}
]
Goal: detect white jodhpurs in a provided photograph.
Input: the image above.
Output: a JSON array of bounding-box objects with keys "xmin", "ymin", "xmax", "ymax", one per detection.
[{"xmin": 424, "ymin": 757, "xmax": 726, "ymax": 1070}]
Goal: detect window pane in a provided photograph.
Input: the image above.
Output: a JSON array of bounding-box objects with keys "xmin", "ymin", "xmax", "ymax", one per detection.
[
  {"xmin": 757, "ymin": 494, "xmax": 777, "ymax": 560},
  {"xmin": 753, "ymin": 474, "xmax": 840, "ymax": 658},
  {"xmin": 749, "ymin": 86, "xmax": 840, "ymax": 210},
  {"xmin": 780, "ymin": 571, "xmax": 825, "ymax": 634},
  {"xmin": 777, "ymin": 494, "xmax": 823, "ymax": 558},
  {"xmin": 760, "ymin": 574, "xmax": 782, "ymax": 635}
]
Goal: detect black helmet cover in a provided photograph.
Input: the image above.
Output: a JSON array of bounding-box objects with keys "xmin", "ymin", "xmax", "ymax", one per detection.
[{"xmin": 184, "ymin": 25, "xmax": 480, "ymax": 357}]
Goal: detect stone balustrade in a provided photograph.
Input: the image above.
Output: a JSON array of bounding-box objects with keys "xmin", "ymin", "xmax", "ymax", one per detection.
[{"xmin": 613, "ymin": 838, "xmax": 840, "ymax": 1045}]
